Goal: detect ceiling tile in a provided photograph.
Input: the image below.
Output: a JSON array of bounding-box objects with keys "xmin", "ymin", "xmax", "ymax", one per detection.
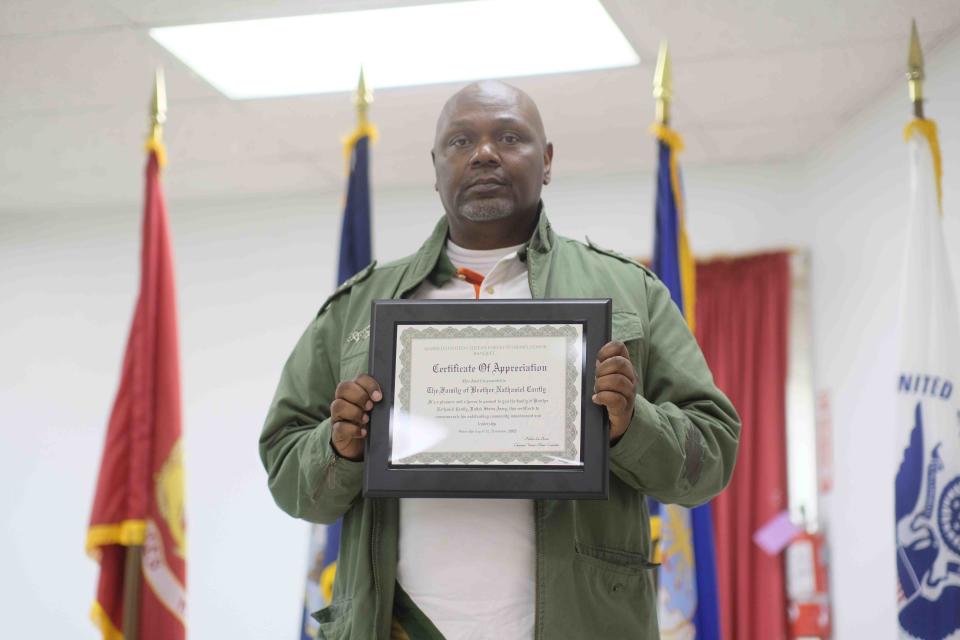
[
  {"xmin": 164, "ymin": 101, "xmax": 312, "ymax": 166},
  {"xmin": 701, "ymin": 121, "xmax": 834, "ymax": 164},
  {"xmin": 0, "ymin": 28, "xmax": 221, "ymax": 116},
  {"xmin": 0, "ymin": 109, "xmax": 144, "ymax": 179},
  {"xmin": 2, "ymin": 0, "xmax": 959, "ymax": 212},
  {"xmin": 106, "ymin": 0, "xmax": 465, "ymax": 27},
  {"xmin": 604, "ymin": 0, "xmax": 960, "ymax": 60},
  {"xmin": 671, "ymin": 37, "xmax": 949, "ymax": 126},
  {"xmin": 0, "ymin": 0, "xmax": 128, "ymax": 37}
]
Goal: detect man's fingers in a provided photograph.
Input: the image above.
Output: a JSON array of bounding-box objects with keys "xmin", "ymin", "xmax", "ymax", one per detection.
[
  {"xmin": 595, "ymin": 356, "xmax": 636, "ymax": 382},
  {"xmin": 354, "ymin": 374, "xmax": 383, "ymax": 403},
  {"xmin": 594, "ymin": 373, "xmax": 636, "ymax": 398},
  {"xmin": 330, "ymin": 398, "xmax": 368, "ymax": 425},
  {"xmin": 335, "ymin": 379, "xmax": 376, "ymax": 410},
  {"xmin": 596, "ymin": 341, "xmax": 629, "ymax": 362},
  {"xmin": 591, "ymin": 390, "xmax": 631, "ymax": 415},
  {"xmin": 332, "ymin": 421, "xmax": 368, "ymax": 442}
]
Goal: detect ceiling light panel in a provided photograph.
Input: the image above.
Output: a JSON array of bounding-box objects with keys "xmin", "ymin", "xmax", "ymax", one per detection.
[{"xmin": 150, "ymin": 0, "xmax": 639, "ymax": 99}]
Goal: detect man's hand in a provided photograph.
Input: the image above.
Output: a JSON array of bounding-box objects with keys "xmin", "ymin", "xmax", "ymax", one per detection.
[
  {"xmin": 330, "ymin": 374, "xmax": 382, "ymax": 461},
  {"xmin": 592, "ymin": 341, "xmax": 638, "ymax": 442}
]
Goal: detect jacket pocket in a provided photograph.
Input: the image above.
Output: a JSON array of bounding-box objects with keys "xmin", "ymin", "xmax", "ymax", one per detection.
[
  {"xmin": 312, "ymin": 598, "xmax": 353, "ymax": 640},
  {"xmin": 568, "ymin": 543, "xmax": 657, "ymax": 637},
  {"xmin": 574, "ymin": 541, "xmax": 656, "ymax": 575}
]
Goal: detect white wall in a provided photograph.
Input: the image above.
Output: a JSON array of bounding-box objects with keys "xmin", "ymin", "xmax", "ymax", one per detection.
[
  {"xmin": 0, "ymin": 157, "xmax": 803, "ymax": 638},
  {"xmin": 802, "ymin": 30, "xmax": 960, "ymax": 640}
]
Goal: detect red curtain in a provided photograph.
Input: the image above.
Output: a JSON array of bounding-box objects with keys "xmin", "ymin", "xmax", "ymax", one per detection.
[{"xmin": 694, "ymin": 252, "xmax": 791, "ymax": 640}]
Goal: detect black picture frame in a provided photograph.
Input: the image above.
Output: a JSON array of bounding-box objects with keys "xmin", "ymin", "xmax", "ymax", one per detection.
[{"xmin": 363, "ymin": 298, "xmax": 611, "ymax": 499}]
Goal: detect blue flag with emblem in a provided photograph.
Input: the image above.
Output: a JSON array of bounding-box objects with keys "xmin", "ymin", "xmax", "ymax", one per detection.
[
  {"xmin": 894, "ymin": 118, "xmax": 960, "ymax": 639},
  {"xmin": 299, "ymin": 121, "xmax": 375, "ymax": 640},
  {"xmin": 649, "ymin": 122, "xmax": 721, "ymax": 640}
]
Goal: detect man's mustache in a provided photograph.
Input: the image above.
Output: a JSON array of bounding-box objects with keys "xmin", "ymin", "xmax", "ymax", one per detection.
[{"xmin": 463, "ymin": 175, "xmax": 509, "ymax": 189}]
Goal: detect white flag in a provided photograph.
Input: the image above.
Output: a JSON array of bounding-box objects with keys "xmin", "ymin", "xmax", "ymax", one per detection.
[{"xmin": 894, "ymin": 120, "xmax": 960, "ymax": 639}]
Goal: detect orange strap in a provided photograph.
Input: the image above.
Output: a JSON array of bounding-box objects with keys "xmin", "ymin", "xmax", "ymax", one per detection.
[{"xmin": 456, "ymin": 267, "xmax": 484, "ymax": 300}]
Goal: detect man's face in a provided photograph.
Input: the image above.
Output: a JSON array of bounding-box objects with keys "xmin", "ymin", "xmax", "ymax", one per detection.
[{"xmin": 432, "ymin": 88, "xmax": 552, "ymax": 224}]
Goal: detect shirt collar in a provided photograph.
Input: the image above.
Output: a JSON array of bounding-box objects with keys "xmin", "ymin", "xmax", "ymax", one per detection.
[{"xmin": 398, "ymin": 202, "xmax": 555, "ymax": 295}]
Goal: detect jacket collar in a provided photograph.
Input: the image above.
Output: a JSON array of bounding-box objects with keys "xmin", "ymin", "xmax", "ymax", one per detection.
[{"xmin": 396, "ymin": 202, "xmax": 555, "ymax": 296}]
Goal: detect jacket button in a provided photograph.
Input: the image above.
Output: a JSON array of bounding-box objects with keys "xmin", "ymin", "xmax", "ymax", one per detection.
[{"xmin": 612, "ymin": 583, "xmax": 623, "ymax": 593}]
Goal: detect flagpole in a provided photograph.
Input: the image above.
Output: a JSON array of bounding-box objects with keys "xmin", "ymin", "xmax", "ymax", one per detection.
[
  {"xmin": 122, "ymin": 544, "xmax": 143, "ymax": 639},
  {"xmin": 653, "ymin": 40, "xmax": 671, "ymax": 126},
  {"xmin": 907, "ymin": 19, "xmax": 925, "ymax": 120},
  {"xmin": 122, "ymin": 67, "xmax": 166, "ymax": 640}
]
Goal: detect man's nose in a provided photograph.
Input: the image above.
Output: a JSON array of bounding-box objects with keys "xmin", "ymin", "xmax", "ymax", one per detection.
[{"xmin": 470, "ymin": 139, "xmax": 500, "ymax": 167}]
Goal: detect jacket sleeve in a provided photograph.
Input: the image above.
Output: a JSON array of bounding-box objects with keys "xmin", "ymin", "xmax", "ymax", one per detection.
[
  {"xmin": 609, "ymin": 275, "xmax": 741, "ymax": 507},
  {"xmin": 259, "ymin": 300, "xmax": 363, "ymax": 524}
]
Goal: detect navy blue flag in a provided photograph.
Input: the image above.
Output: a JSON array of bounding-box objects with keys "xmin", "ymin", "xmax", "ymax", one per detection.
[
  {"xmin": 649, "ymin": 123, "xmax": 721, "ymax": 640},
  {"xmin": 337, "ymin": 136, "xmax": 373, "ymax": 283},
  {"xmin": 300, "ymin": 129, "xmax": 374, "ymax": 640}
]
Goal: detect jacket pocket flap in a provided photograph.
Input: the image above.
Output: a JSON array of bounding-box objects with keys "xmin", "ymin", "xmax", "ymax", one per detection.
[
  {"xmin": 575, "ymin": 541, "xmax": 657, "ymax": 569},
  {"xmin": 612, "ymin": 311, "xmax": 644, "ymax": 343},
  {"xmin": 311, "ymin": 598, "xmax": 352, "ymax": 624}
]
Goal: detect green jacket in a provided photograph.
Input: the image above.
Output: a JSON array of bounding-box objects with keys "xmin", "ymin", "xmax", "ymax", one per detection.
[{"xmin": 260, "ymin": 211, "xmax": 740, "ymax": 639}]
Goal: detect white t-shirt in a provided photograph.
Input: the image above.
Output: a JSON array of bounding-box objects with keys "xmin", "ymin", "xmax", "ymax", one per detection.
[{"xmin": 397, "ymin": 239, "xmax": 535, "ymax": 640}]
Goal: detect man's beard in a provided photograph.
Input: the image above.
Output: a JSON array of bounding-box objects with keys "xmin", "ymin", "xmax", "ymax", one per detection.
[{"xmin": 458, "ymin": 196, "xmax": 514, "ymax": 222}]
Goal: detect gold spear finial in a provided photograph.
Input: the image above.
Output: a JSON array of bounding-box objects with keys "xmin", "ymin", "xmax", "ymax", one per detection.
[
  {"xmin": 353, "ymin": 66, "xmax": 373, "ymax": 127},
  {"xmin": 653, "ymin": 40, "xmax": 672, "ymax": 126},
  {"xmin": 907, "ymin": 20, "xmax": 925, "ymax": 119},
  {"xmin": 150, "ymin": 67, "xmax": 167, "ymax": 144}
]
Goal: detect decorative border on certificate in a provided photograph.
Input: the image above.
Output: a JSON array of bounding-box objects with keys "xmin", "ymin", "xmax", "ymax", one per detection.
[{"xmin": 393, "ymin": 324, "xmax": 582, "ymax": 465}]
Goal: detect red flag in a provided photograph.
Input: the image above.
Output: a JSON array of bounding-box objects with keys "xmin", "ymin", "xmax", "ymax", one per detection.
[{"xmin": 87, "ymin": 139, "xmax": 186, "ymax": 639}]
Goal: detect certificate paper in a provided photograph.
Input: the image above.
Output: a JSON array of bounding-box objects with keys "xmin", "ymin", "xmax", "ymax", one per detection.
[{"xmin": 391, "ymin": 323, "xmax": 583, "ymax": 466}]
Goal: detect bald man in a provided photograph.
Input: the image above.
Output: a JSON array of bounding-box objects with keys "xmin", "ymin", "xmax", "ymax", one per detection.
[{"xmin": 261, "ymin": 81, "xmax": 740, "ymax": 640}]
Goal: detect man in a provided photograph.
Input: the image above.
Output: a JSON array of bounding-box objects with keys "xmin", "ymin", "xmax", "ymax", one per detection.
[{"xmin": 260, "ymin": 81, "xmax": 740, "ymax": 640}]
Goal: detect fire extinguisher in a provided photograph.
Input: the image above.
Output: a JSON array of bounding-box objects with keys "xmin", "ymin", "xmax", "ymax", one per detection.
[{"xmin": 786, "ymin": 527, "xmax": 831, "ymax": 639}]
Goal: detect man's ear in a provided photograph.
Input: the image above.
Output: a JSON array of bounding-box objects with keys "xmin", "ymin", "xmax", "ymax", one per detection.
[
  {"xmin": 431, "ymin": 149, "xmax": 439, "ymax": 191},
  {"xmin": 543, "ymin": 142, "xmax": 554, "ymax": 185}
]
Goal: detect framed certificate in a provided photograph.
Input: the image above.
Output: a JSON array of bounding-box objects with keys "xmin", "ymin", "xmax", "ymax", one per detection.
[{"xmin": 363, "ymin": 299, "xmax": 611, "ymax": 499}]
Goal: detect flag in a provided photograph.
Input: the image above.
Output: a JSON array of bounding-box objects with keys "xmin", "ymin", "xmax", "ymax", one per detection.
[
  {"xmin": 894, "ymin": 118, "xmax": 960, "ymax": 639},
  {"xmin": 87, "ymin": 134, "xmax": 186, "ymax": 639},
  {"xmin": 650, "ymin": 123, "xmax": 721, "ymax": 640},
  {"xmin": 300, "ymin": 119, "xmax": 375, "ymax": 639}
]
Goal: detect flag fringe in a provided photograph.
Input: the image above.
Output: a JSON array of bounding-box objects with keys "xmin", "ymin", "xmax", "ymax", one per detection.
[
  {"xmin": 145, "ymin": 133, "xmax": 167, "ymax": 169},
  {"xmin": 650, "ymin": 123, "xmax": 685, "ymax": 154},
  {"xmin": 650, "ymin": 513, "xmax": 664, "ymax": 563},
  {"xmin": 904, "ymin": 118, "xmax": 943, "ymax": 214},
  {"xmin": 90, "ymin": 601, "xmax": 123, "ymax": 640},
  {"xmin": 342, "ymin": 123, "xmax": 379, "ymax": 162},
  {"xmin": 86, "ymin": 519, "xmax": 147, "ymax": 556}
]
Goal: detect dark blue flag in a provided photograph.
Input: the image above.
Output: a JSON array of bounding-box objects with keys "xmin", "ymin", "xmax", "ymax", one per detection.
[
  {"xmin": 300, "ymin": 129, "xmax": 373, "ymax": 640},
  {"xmin": 337, "ymin": 135, "xmax": 373, "ymax": 284},
  {"xmin": 650, "ymin": 123, "xmax": 720, "ymax": 640}
]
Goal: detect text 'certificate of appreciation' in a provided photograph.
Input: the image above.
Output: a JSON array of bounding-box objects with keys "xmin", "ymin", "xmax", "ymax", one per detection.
[{"xmin": 391, "ymin": 323, "xmax": 583, "ymax": 466}]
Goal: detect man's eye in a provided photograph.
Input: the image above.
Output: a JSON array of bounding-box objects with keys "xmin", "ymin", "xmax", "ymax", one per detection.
[
  {"xmin": 501, "ymin": 133, "xmax": 520, "ymax": 144},
  {"xmin": 450, "ymin": 137, "xmax": 470, "ymax": 148}
]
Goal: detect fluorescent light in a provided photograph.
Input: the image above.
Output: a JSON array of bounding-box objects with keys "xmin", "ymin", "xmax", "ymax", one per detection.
[{"xmin": 150, "ymin": 0, "xmax": 639, "ymax": 99}]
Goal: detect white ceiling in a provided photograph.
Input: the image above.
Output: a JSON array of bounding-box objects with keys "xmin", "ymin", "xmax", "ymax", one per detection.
[{"xmin": 1, "ymin": 0, "xmax": 959, "ymax": 212}]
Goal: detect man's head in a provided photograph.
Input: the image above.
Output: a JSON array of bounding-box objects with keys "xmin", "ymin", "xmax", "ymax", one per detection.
[{"xmin": 432, "ymin": 81, "xmax": 553, "ymax": 247}]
